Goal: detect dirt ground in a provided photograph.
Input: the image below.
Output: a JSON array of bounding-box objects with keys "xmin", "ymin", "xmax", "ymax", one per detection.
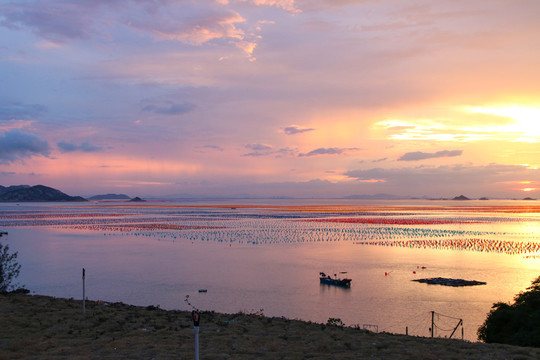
[{"xmin": 1, "ymin": 294, "xmax": 539, "ymax": 359}]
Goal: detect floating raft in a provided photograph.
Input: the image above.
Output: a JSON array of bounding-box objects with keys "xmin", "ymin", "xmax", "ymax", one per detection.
[{"xmin": 412, "ymin": 277, "xmax": 486, "ymax": 287}]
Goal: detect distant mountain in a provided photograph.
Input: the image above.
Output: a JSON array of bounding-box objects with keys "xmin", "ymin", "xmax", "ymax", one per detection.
[
  {"xmin": 452, "ymin": 195, "xmax": 470, "ymax": 200},
  {"xmin": 88, "ymin": 194, "xmax": 130, "ymax": 200},
  {"xmin": 0, "ymin": 185, "xmax": 30, "ymax": 195},
  {"xmin": 129, "ymin": 197, "xmax": 145, "ymax": 202},
  {"xmin": 0, "ymin": 185, "xmax": 87, "ymax": 202}
]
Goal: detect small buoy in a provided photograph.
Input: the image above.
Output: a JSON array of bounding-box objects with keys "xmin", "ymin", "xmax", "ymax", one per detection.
[
  {"xmin": 413, "ymin": 271, "xmax": 416, "ymax": 274},
  {"xmin": 198, "ymin": 289, "xmax": 207, "ymax": 293},
  {"xmin": 385, "ymin": 272, "xmax": 388, "ymax": 276}
]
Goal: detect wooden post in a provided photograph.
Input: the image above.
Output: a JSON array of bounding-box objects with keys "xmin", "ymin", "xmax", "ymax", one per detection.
[
  {"xmin": 406, "ymin": 326, "xmax": 408, "ymax": 336},
  {"xmin": 431, "ymin": 311, "xmax": 435, "ymax": 337},
  {"xmin": 82, "ymin": 268, "xmax": 86, "ymax": 315},
  {"xmin": 449, "ymin": 319, "xmax": 463, "ymax": 339}
]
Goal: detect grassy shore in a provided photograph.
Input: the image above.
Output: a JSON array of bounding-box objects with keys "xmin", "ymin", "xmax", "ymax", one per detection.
[{"xmin": 1, "ymin": 294, "xmax": 539, "ymax": 359}]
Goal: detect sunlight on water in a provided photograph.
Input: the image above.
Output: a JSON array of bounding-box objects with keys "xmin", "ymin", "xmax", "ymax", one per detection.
[{"xmin": 0, "ymin": 200, "xmax": 538, "ymax": 341}]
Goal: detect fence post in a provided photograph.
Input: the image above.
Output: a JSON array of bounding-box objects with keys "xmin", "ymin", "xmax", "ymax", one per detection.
[
  {"xmin": 431, "ymin": 311, "xmax": 435, "ymax": 337},
  {"xmin": 82, "ymin": 268, "xmax": 86, "ymax": 315}
]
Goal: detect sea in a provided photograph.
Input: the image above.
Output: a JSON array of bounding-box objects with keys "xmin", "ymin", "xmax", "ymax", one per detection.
[{"xmin": 1, "ymin": 199, "xmax": 539, "ymax": 341}]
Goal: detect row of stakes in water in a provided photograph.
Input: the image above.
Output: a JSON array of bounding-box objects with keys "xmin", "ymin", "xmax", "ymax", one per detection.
[
  {"xmin": 56, "ymin": 217, "xmax": 540, "ymax": 255},
  {"xmin": 1, "ymin": 211, "xmax": 537, "ymax": 227}
]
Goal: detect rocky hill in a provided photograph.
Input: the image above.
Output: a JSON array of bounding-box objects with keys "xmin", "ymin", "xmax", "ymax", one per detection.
[{"xmin": 0, "ymin": 185, "xmax": 87, "ymax": 202}]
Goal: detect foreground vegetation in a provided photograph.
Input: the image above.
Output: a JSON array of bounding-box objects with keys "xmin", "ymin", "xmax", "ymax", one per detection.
[
  {"xmin": 478, "ymin": 275, "xmax": 540, "ymax": 347},
  {"xmin": 0, "ymin": 242, "xmax": 21, "ymax": 293},
  {"xmin": 1, "ymin": 294, "xmax": 540, "ymax": 359}
]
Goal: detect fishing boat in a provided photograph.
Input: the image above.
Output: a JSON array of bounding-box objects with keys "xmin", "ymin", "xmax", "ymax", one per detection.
[{"xmin": 319, "ymin": 272, "xmax": 352, "ymax": 288}]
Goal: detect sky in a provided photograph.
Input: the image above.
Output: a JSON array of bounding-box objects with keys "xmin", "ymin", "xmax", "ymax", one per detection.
[{"xmin": 0, "ymin": 0, "xmax": 539, "ymax": 199}]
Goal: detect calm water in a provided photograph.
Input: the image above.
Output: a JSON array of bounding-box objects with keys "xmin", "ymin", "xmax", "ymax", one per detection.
[{"xmin": 1, "ymin": 199, "xmax": 539, "ymax": 341}]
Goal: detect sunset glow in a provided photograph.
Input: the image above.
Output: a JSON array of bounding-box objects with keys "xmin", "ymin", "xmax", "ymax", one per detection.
[
  {"xmin": 0, "ymin": 0, "xmax": 539, "ymax": 199},
  {"xmin": 466, "ymin": 105, "xmax": 540, "ymax": 142}
]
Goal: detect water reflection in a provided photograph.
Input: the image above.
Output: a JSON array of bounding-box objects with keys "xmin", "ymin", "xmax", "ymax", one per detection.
[
  {"xmin": 319, "ymin": 284, "xmax": 352, "ymax": 294},
  {"xmin": 0, "ymin": 200, "xmax": 538, "ymax": 341}
]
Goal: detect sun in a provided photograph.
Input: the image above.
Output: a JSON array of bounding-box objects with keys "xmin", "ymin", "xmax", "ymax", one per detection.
[{"xmin": 467, "ymin": 105, "xmax": 540, "ymax": 142}]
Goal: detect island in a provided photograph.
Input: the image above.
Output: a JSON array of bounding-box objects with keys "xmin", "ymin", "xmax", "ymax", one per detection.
[
  {"xmin": 88, "ymin": 194, "xmax": 130, "ymax": 200},
  {"xmin": 412, "ymin": 277, "xmax": 486, "ymax": 287},
  {"xmin": 0, "ymin": 185, "xmax": 87, "ymax": 202}
]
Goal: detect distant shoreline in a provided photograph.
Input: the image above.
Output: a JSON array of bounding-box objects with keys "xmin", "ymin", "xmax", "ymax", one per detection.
[{"xmin": 1, "ymin": 184, "xmax": 537, "ymax": 202}]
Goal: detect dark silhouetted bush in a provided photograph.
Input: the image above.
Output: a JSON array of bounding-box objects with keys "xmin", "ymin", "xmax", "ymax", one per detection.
[
  {"xmin": 478, "ymin": 275, "xmax": 540, "ymax": 347},
  {"xmin": 0, "ymin": 242, "xmax": 22, "ymax": 293}
]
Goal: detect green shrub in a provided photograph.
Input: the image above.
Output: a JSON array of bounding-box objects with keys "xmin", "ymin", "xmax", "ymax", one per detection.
[{"xmin": 478, "ymin": 275, "xmax": 540, "ymax": 347}]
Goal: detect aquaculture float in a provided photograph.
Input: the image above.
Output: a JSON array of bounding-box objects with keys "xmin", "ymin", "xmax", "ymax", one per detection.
[
  {"xmin": 319, "ymin": 272, "xmax": 352, "ymax": 288},
  {"xmin": 412, "ymin": 277, "xmax": 486, "ymax": 287}
]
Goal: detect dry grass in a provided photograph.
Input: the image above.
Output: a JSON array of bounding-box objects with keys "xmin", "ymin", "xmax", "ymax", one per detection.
[{"xmin": 1, "ymin": 294, "xmax": 539, "ymax": 359}]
